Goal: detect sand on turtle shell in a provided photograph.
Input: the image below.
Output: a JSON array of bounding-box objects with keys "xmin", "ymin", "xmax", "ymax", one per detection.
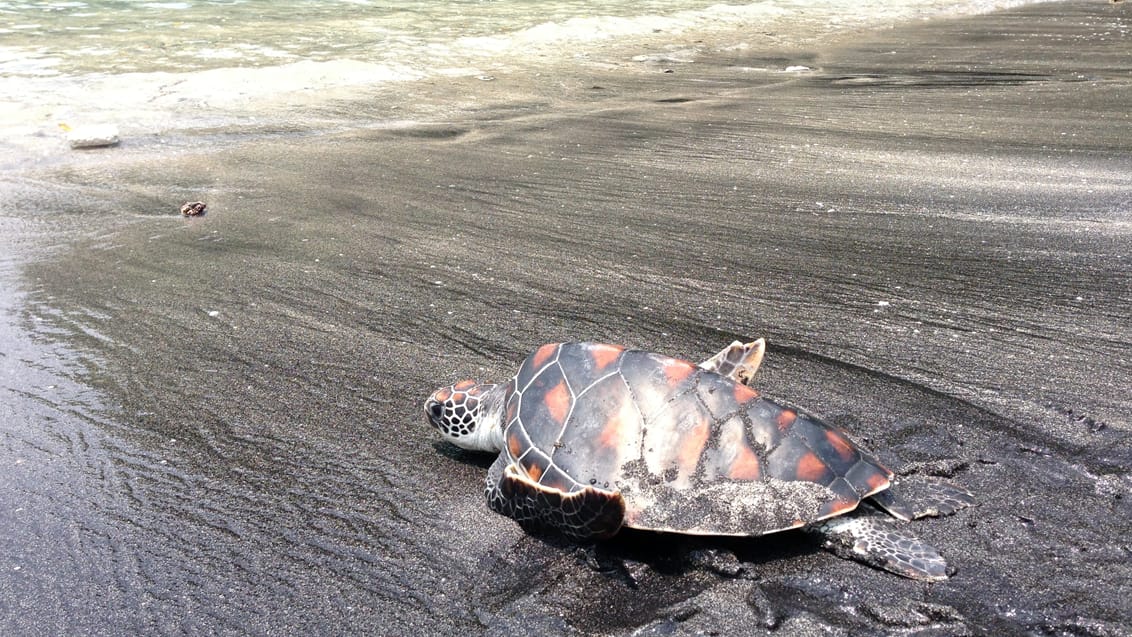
[{"xmin": 619, "ymin": 467, "xmax": 837, "ymax": 536}]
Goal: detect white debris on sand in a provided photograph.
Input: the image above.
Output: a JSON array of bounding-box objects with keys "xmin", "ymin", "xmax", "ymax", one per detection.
[{"xmin": 61, "ymin": 123, "xmax": 120, "ymax": 149}]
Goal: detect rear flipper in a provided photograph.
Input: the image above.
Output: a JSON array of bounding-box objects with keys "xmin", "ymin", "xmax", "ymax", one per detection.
[
  {"xmin": 810, "ymin": 476, "xmax": 974, "ymax": 580},
  {"xmin": 810, "ymin": 509, "xmax": 950, "ymax": 581},
  {"xmin": 699, "ymin": 339, "xmax": 765, "ymax": 386},
  {"xmin": 869, "ymin": 476, "xmax": 976, "ymax": 522}
]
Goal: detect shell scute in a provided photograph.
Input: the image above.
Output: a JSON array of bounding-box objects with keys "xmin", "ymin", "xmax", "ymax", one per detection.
[
  {"xmin": 799, "ymin": 421, "xmax": 867, "ymax": 477},
  {"xmin": 517, "ymin": 362, "xmax": 572, "ymax": 449},
  {"xmin": 845, "ymin": 458, "xmax": 893, "ymax": 497},
  {"xmin": 795, "ymin": 450, "xmax": 835, "ymax": 485},
  {"xmin": 543, "ymin": 379, "xmax": 571, "ymax": 425},
  {"xmin": 733, "ymin": 382, "xmax": 760, "ymax": 404},
  {"xmin": 506, "ymin": 427, "xmax": 525, "ymax": 459},
  {"xmin": 824, "ymin": 477, "xmax": 862, "ymax": 506},
  {"xmin": 764, "ymin": 426, "xmax": 835, "ymax": 485},
  {"xmin": 818, "ymin": 495, "xmax": 861, "ymax": 519},
  {"xmin": 824, "ymin": 428, "xmax": 858, "ymax": 463},
  {"xmin": 520, "ymin": 449, "xmax": 551, "ymax": 482},
  {"xmin": 663, "ymin": 358, "xmax": 696, "ymax": 387},
  {"xmin": 639, "ymin": 398, "xmax": 710, "ymax": 485},
  {"xmin": 776, "ymin": 408, "xmax": 798, "ymax": 431},
  {"xmin": 589, "ymin": 343, "xmax": 624, "ymax": 370},
  {"xmin": 530, "ymin": 342, "xmax": 559, "ymax": 370},
  {"xmin": 694, "ymin": 370, "xmax": 748, "ymax": 421},
  {"xmin": 555, "ymin": 342, "xmax": 626, "ymax": 397},
  {"xmin": 617, "ymin": 350, "xmax": 697, "ymax": 416},
  {"xmin": 675, "ymin": 413, "xmax": 712, "ymax": 481},
  {"xmin": 726, "ymin": 452, "xmax": 762, "ymax": 481},
  {"xmin": 714, "ymin": 415, "xmax": 763, "ymax": 481},
  {"xmin": 540, "ymin": 463, "xmax": 581, "ymax": 493},
  {"xmin": 515, "ymin": 343, "xmax": 561, "ymax": 390},
  {"xmin": 505, "ymin": 391, "xmax": 519, "ymax": 427},
  {"xmin": 744, "ymin": 399, "xmax": 788, "ymax": 452},
  {"xmin": 551, "ymin": 371, "xmax": 641, "ymax": 486}
]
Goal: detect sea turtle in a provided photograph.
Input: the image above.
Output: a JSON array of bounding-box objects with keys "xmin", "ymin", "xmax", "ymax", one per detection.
[
  {"xmin": 180, "ymin": 201, "xmax": 207, "ymax": 217},
  {"xmin": 425, "ymin": 340, "xmax": 973, "ymax": 580}
]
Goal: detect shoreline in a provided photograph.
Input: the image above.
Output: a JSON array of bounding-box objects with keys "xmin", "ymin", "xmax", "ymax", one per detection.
[
  {"xmin": 3, "ymin": 2, "xmax": 1130, "ymax": 634},
  {"xmin": 1, "ymin": 1, "xmax": 1048, "ymax": 173}
]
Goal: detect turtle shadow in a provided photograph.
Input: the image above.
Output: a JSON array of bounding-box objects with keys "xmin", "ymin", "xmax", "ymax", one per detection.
[
  {"xmin": 606, "ymin": 528, "xmax": 821, "ymax": 576},
  {"xmin": 431, "ymin": 440, "xmax": 496, "ymax": 469},
  {"xmin": 521, "ymin": 525, "xmax": 821, "ymax": 585}
]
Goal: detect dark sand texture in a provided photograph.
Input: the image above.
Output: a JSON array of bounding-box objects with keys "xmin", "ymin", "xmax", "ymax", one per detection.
[{"xmin": 3, "ymin": 2, "xmax": 1130, "ymax": 635}]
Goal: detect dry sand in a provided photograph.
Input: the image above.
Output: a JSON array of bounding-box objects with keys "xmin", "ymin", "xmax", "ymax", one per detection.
[{"xmin": 2, "ymin": 1, "xmax": 1129, "ymax": 634}]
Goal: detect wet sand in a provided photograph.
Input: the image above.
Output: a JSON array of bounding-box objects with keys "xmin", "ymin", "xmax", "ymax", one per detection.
[{"xmin": 2, "ymin": 1, "xmax": 1130, "ymax": 634}]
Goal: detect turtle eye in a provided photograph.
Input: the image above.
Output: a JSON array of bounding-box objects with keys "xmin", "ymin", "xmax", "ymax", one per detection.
[{"xmin": 427, "ymin": 400, "xmax": 445, "ymax": 425}]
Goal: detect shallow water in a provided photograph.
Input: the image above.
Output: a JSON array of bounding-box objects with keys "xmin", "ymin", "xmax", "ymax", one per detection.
[
  {"xmin": 0, "ymin": 0, "xmax": 1037, "ymax": 76},
  {"xmin": 1, "ymin": 0, "xmax": 1040, "ymax": 169}
]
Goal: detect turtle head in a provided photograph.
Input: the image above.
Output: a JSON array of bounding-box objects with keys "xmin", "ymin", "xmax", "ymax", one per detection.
[{"xmin": 425, "ymin": 380, "xmax": 505, "ymax": 453}]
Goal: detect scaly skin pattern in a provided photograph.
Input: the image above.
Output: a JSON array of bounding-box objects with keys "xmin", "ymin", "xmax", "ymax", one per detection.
[
  {"xmin": 486, "ymin": 451, "xmax": 625, "ymax": 539},
  {"xmin": 816, "ymin": 509, "xmax": 950, "ymax": 581}
]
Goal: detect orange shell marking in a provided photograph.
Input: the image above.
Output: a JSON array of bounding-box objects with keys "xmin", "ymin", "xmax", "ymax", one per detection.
[
  {"xmin": 525, "ymin": 461, "xmax": 543, "ymax": 482},
  {"xmin": 866, "ymin": 471, "xmax": 890, "ymax": 493},
  {"xmin": 544, "ymin": 380, "xmax": 571, "ymax": 424},
  {"xmin": 733, "ymin": 382, "xmax": 759, "ymax": 405},
  {"xmin": 507, "ymin": 430, "xmax": 523, "ymax": 458},
  {"xmin": 663, "ymin": 359, "xmax": 695, "ymax": 387},
  {"xmin": 826, "ymin": 498, "xmax": 858, "ymax": 517},
  {"xmin": 598, "ymin": 411, "xmax": 626, "ymax": 450},
  {"xmin": 776, "ymin": 409, "xmax": 797, "ymax": 431},
  {"xmin": 825, "ymin": 429, "xmax": 857, "ymax": 462},
  {"xmin": 796, "ymin": 451, "xmax": 829, "ymax": 482},
  {"xmin": 531, "ymin": 343, "xmax": 558, "ymax": 369},
  {"xmin": 677, "ymin": 415, "xmax": 711, "ymax": 477},
  {"xmin": 726, "ymin": 444, "xmax": 762, "ymax": 480},
  {"xmin": 589, "ymin": 344, "xmax": 624, "ymax": 370}
]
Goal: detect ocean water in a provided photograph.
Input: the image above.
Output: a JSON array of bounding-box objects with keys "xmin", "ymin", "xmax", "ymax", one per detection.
[{"xmin": 1, "ymin": 0, "xmax": 1041, "ymax": 167}]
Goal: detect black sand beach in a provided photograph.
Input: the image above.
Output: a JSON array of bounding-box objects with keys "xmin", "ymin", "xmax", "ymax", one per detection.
[{"xmin": 2, "ymin": 1, "xmax": 1130, "ymax": 635}]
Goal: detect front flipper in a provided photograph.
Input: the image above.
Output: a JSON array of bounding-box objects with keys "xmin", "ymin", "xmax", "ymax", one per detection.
[
  {"xmin": 485, "ymin": 453, "xmax": 625, "ymax": 540},
  {"xmin": 869, "ymin": 476, "xmax": 976, "ymax": 522},
  {"xmin": 810, "ymin": 509, "xmax": 950, "ymax": 581},
  {"xmin": 699, "ymin": 339, "xmax": 766, "ymax": 386}
]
